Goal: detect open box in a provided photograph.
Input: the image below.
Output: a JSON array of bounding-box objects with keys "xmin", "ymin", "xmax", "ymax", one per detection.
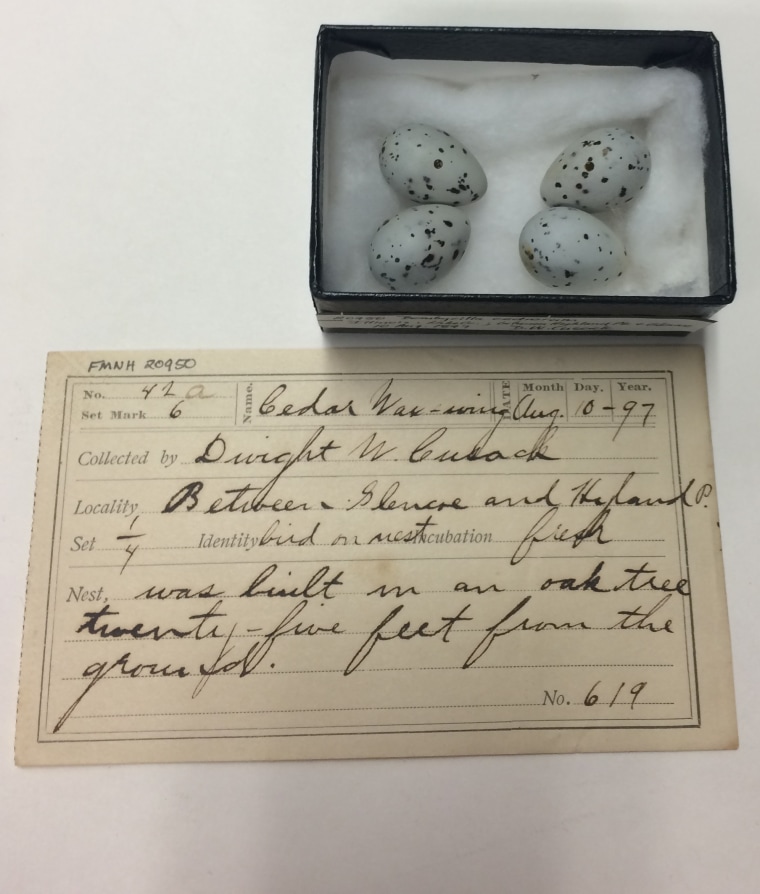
[{"xmin": 310, "ymin": 25, "xmax": 736, "ymax": 334}]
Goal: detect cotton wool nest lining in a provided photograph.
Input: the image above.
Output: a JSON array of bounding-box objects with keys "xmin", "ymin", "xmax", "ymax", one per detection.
[{"xmin": 321, "ymin": 52, "xmax": 710, "ymax": 298}]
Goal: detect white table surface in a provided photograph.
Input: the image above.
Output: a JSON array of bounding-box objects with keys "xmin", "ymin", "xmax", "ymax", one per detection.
[{"xmin": 2, "ymin": 2, "xmax": 758, "ymax": 892}]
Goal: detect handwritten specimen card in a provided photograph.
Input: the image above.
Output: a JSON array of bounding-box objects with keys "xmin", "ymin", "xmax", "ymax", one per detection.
[{"xmin": 16, "ymin": 347, "xmax": 736, "ymax": 765}]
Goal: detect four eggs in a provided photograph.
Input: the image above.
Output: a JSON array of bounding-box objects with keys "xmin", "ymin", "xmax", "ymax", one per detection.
[{"xmin": 368, "ymin": 123, "xmax": 651, "ymax": 292}]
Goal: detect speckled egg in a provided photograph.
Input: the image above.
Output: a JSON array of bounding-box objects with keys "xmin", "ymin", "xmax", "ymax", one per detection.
[
  {"xmin": 369, "ymin": 204, "xmax": 470, "ymax": 291},
  {"xmin": 519, "ymin": 207, "xmax": 626, "ymax": 290},
  {"xmin": 379, "ymin": 124, "xmax": 487, "ymax": 206},
  {"xmin": 540, "ymin": 127, "xmax": 651, "ymax": 213}
]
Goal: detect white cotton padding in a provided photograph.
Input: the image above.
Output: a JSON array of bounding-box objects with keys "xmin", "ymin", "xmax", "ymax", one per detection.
[{"xmin": 321, "ymin": 53, "xmax": 710, "ymax": 298}]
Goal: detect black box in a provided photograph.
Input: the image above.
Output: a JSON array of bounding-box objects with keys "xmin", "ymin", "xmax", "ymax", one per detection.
[{"xmin": 310, "ymin": 26, "xmax": 735, "ymax": 335}]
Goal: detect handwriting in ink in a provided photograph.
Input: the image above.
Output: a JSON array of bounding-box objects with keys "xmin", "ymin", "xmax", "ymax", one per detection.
[
  {"xmin": 76, "ymin": 601, "xmax": 228, "ymax": 641},
  {"xmin": 454, "ymin": 580, "xmax": 506, "ymax": 595},
  {"xmin": 238, "ymin": 563, "xmax": 344, "ymax": 599},
  {"xmin": 206, "ymin": 483, "xmax": 312, "ymax": 514},
  {"xmin": 194, "ymin": 600, "xmax": 343, "ymax": 697},
  {"xmin": 141, "ymin": 381, "xmax": 213, "ymax": 401},
  {"xmin": 462, "ymin": 596, "xmax": 589, "ymax": 668},
  {"xmin": 409, "ymin": 418, "xmax": 559, "ymax": 464},
  {"xmin": 510, "ymin": 506, "xmax": 612, "ymax": 565},
  {"xmin": 343, "ymin": 603, "xmax": 474, "ymax": 675},
  {"xmin": 346, "ymin": 479, "xmax": 468, "ymax": 512},
  {"xmin": 47, "ymin": 361, "xmax": 713, "ymax": 748},
  {"xmin": 540, "ymin": 560, "xmax": 690, "ymax": 596},
  {"xmin": 258, "ymin": 384, "xmax": 357, "ymax": 417},
  {"xmin": 511, "ymin": 395, "xmax": 561, "ymax": 421},
  {"xmin": 610, "ymin": 400, "xmax": 656, "ymax": 440},
  {"xmin": 366, "ymin": 514, "xmax": 438, "ymax": 545},
  {"xmin": 116, "ymin": 514, "xmax": 145, "ymax": 574},
  {"xmin": 483, "ymin": 478, "xmax": 561, "ymax": 509},
  {"xmin": 348, "ymin": 431, "xmax": 397, "ymax": 461},
  {"xmin": 194, "ymin": 427, "xmax": 341, "ymax": 468},
  {"xmin": 135, "ymin": 583, "xmax": 226, "ymax": 600},
  {"xmin": 609, "ymin": 595, "xmax": 674, "ymax": 633},
  {"xmin": 366, "ymin": 583, "xmax": 421, "ymax": 599},
  {"xmin": 369, "ymin": 379, "xmax": 426, "ymax": 417},
  {"xmin": 583, "ymin": 680, "xmax": 648, "ymax": 709},
  {"xmin": 54, "ymin": 652, "xmax": 190, "ymax": 732},
  {"xmin": 570, "ymin": 473, "xmax": 712, "ymax": 509},
  {"xmin": 369, "ymin": 378, "xmax": 510, "ymax": 418},
  {"xmin": 161, "ymin": 427, "xmax": 341, "ymax": 514}
]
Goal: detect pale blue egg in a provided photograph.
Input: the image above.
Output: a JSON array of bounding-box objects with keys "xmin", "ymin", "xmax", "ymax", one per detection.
[
  {"xmin": 541, "ymin": 127, "xmax": 651, "ymax": 213},
  {"xmin": 519, "ymin": 207, "xmax": 626, "ymax": 289},
  {"xmin": 370, "ymin": 204, "xmax": 471, "ymax": 291},
  {"xmin": 379, "ymin": 124, "xmax": 487, "ymax": 207}
]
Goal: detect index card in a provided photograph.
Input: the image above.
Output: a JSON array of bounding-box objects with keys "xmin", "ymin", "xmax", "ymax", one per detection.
[{"xmin": 15, "ymin": 346, "xmax": 736, "ymax": 764}]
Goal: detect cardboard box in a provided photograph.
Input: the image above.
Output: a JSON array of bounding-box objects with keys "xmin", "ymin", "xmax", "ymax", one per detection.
[{"xmin": 310, "ymin": 26, "xmax": 735, "ymax": 335}]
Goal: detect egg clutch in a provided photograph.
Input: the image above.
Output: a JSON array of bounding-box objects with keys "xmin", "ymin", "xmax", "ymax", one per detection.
[{"xmin": 368, "ymin": 123, "xmax": 651, "ymax": 293}]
